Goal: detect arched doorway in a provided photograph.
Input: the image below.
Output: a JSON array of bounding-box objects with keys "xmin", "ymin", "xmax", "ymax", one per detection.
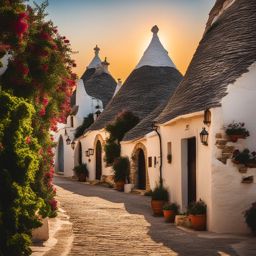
[
  {"xmin": 137, "ymin": 149, "xmax": 146, "ymax": 189},
  {"xmin": 57, "ymin": 136, "xmax": 64, "ymax": 172},
  {"xmin": 74, "ymin": 141, "xmax": 83, "ymax": 167},
  {"xmin": 95, "ymin": 140, "xmax": 102, "ymax": 180}
]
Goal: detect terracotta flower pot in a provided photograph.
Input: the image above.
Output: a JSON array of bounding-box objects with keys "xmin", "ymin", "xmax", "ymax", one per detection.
[
  {"xmin": 229, "ymin": 134, "xmax": 245, "ymax": 142},
  {"xmin": 115, "ymin": 180, "xmax": 125, "ymax": 191},
  {"xmin": 151, "ymin": 200, "xmax": 164, "ymax": 216},
  {"xmin": 163, "ymin": 210, "xmax": 176, "ymax": 223},
  {"xmin": 189, "ymin": 214, "xmax": 206, "ymax": 231},
  {"xmin": 78, "ymin": 173, "xmax": 86, "ymax": 182}
]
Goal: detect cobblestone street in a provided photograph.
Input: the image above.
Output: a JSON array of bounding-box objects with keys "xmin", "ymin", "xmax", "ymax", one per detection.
[{"xmin": 44, "ymin": 176, "xmax": 255, "ymax": 256}]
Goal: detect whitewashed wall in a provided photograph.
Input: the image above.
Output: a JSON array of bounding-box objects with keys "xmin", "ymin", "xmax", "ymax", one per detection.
[
  {"xmin": 80, "ymin": 130, "xmax": 112, "ymax": 180},
  {"xmin": 209, "ymin": 62, "xmax": 256, "ymax": 233},
  {"xmin": 160, "ymin": 115, "xmax": 212, "ymax": 218},
  {"xmin": 54, "ymin": 129, "xmax": 75, "ymax": 177}
]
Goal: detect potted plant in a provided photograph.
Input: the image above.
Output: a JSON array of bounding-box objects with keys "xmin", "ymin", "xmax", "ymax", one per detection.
[
  {"xmin": 163, "ymin": 203, "xmax": 179, "ymax": 223},
  {"xmin": 244, "ymin": 202, "xmax": 256, "ymax": 235},
  {"xmin": 232, "ymin": 149, "xmax": 250, "ymax": 165},
  {"xmin": 112, "ymin": 157, "xmax": 128, "ymax": 191},
  {"xmin": 73, "ymin": 163, "xmax": 89, "ymax": 182},
  {"xmin": 246, "ymin": 151, "xmax": 256, "ymax": 168},
  {"xmin": 151, "ymin": 184, "xmax": 169, "ymax": 216},
  {"xmin": 232, "ymin": 149, "xmax": 256, "ymax": 167},
  {"xmin": 187, "ymin": 199, "xmax": 207, "ymax": 231},
  {"xmin": 167, "ymin": 154, "xmax": 172, "ymax": 164},
  {"xmin": 225, "ymin": 122, "xmax": 249, "ymax": 142}
]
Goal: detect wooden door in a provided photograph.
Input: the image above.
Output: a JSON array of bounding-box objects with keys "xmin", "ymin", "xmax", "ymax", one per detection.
[
  {"xmin": 57, "ymin": 136, "xmax": 64, "ymax": 172},
  {"xmin": 187, "ymin": 137, "xmax": 196, "ymax": 205},
  {"xmin": 95, "ymin": 141, "xmax": 102, "ymax": 180},
  {"xmin": 138, "ymin": 149, "xmax": 146, "ymax": 190}
]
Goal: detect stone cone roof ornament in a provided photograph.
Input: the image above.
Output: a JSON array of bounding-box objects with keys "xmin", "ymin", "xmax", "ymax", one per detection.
[
  {"xmin": 136, "ymin": 25, "xmax": 176, "ymax": 69},
  {"xmin": 87, "ymin": 44, "xmax": 102, "ymax": 69}
]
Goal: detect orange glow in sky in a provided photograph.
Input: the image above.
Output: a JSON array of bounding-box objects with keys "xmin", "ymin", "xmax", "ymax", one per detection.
[{"xmin": 41, "ymin": 0, "xmax": 215, "ymax": 81}]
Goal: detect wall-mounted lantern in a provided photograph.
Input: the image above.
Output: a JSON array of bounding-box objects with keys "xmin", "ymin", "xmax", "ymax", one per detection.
[
  {"xmin": 85, "ymin": 150, "xmax": 89, "ymax": 157},
  {"xmin": 66, "ymin": 136, "xmax": 71, "ymax": 145},
  {"xmin": 203, "ymin": 109, "xmax": 211, "ymax": 126},
  {"xmin": 89, "ymin": 148, "xmax": 94, "ymax": 156},
  {"xmin": 200, "ymin": 127, "xmax": 209, "ymax": 146},
  {"xmin": 71, "ymin": 140, "xmax": 76, "ymax": 150}
]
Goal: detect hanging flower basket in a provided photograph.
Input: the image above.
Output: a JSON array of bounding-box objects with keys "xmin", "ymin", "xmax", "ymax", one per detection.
[{"xmin": 225, "ymin": 122, "xmax": 249, "ymax": 142}]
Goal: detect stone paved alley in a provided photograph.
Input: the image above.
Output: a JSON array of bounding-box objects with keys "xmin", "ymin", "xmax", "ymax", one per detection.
[{"xmin": 34, "ymin": 176, "xmax": 256, "ymax": 256}]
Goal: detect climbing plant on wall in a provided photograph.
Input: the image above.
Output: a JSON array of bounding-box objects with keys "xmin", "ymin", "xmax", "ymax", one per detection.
[
  {"xmin": 104, "ymin": 111, "xmax": 139, "ymax": 165},
  {"xmin": 0, "ymin": 0, "xmax": 76, "ymax": 254}
]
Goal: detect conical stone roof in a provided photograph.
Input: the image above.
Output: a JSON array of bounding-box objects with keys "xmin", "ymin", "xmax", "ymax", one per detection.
[
  {"xmin": 87, "ymin": 45, "xmax": 102, "ymax": 69},
  {"xmin": 71, "ymin": 45, "xmax": 116, "ymax": 108},
  {"xmin": 136, "ymin": 25, "xmax": 176, "ymax": 69},
  {"xmin": 88, "ymin": 26, "xmax": 182, "ymax": 132},
  {"xmin": 157, "ymin": 0, "xmax": 256, "ymax": 124}
]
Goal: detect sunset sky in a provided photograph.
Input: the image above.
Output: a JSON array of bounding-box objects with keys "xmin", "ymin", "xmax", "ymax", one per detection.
[{"xmin": 33, "ymin": 0, "xmax": 215, "ymax": 81}]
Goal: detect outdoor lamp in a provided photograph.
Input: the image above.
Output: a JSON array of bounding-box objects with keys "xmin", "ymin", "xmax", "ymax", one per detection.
[
  {"xmin": 85, "ymin": 150, "xmax": 89, "ymax": 157},
  {"xmin": 203, "ymin": 109, "xmax": 211, "ymax": 126},
  {"xmin": 66, "ymin": 136, "xmax": 71, "ymax": 145},
  {"xmin": 71, "ymin": 140, "xmax": 76, "ymax": 150},
  {"xmin": 89, "ymin": 148, "xmax": 94, "ymax": 156},
  {"xmin": 200, "ymin": 127, "xmax": 209, "ymax": 146}
]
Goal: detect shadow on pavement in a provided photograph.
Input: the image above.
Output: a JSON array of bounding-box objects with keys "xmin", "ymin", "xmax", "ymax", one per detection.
[{"xmin": 54, "ymin": 176, "xmax": 245, "ymax": 256}]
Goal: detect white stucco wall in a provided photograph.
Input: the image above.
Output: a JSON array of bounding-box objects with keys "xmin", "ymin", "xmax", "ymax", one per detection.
[
  {"xmin": 54, "ymin": 129, "xmax": 75, "ymax": 177},
  {"xmin": 121, "ymin": 134, "xmax": 162, "ymax": 190},
  {"xmin": 209, "ymin": 62, "xmax": 256, "ymax": 233},
  {"xmin": 80, "ymin": 129, "xmax": 112, "ymax": 180},
  {"xmin": 160, "ymin": 115, "xmax": 212, "ymax": 217}
]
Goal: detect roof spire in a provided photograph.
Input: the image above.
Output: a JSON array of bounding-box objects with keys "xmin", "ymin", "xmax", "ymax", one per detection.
[
  {"xmin": 135, "ymin": 25, "xmax": 176, "ymax": 69},
  {"xmin": 87, "ymin": 44, "xmax": 102, "ymax": 69},
  {"xmin": 94, "ymin": 45, "xmax": 100, "ymax": 56},
  {"xmin": 151, "ymin": 25, "xmax": 159, "ymax": 36},
  {"xmin": 101, "ymin": 57, "xmax": 110, "ymax": 73}
]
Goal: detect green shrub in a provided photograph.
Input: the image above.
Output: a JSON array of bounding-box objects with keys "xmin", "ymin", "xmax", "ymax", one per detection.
[
  {"xmin": 74, "ymin": 114, "xmax": 94, "ymax": 138},
  {"xmin": 73, "ymin": 163, "xmax": 89, "ymax": 178},
  {"xmin": 151, "ymin": 184, "xmax": 169, "ymax": 201},
  {"xmin": 244, "ymin": 202, "xmax": 256, "ymax": 234},
  {"xmin": 104, "ymin": 111, "xmax": 139, "ymax": 166},
  {"xmin": 187, "ymin": 199, "xmax": 207, "ymax": 215},
  {"xmin": 163, "ymin": 203, "xmax": 179, "ymax": 212},
  {"xmin": 104, "ymin": 140, "xmax": 120, "ymax": 165},
  {"xmin": 112, "ymin": 157, "xmax": 130, "ymax": 182},
  {"xmin": 106, "ymin": 111, "xmax": 139, "ymax": 141}
]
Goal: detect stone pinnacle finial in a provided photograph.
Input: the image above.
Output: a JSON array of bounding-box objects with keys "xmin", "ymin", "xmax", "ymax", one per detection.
[
  {"xmin": 94, "ymin": 45, "xmax": 100, "ymax": 56},
  {"xmin": 102, "ymin": 57, "xmax": 109, "ymax": 66},
  {"xmin": 151, "ymin": 25, "xmax": 159, "ymax": 35}
]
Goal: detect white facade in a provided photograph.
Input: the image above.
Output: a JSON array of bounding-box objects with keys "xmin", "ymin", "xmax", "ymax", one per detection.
[
  {"xmin": 122, "ymin": 62, "xmax": 256, "ymax": 234},
  {"xmin": 80, "ymin": 130, "xmax": 113, "ymax": 180}
]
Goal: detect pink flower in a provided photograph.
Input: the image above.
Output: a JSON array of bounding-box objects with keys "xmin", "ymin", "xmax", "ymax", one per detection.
[
  {"xmin": 41, "ymin": 64, "xmax": 49, "ymax": 72},
  {"xmin": 64, "ymin": 39, "xmax": 69, "ymax": 43},
  {"xmin": 42, "ymin": 96, "xmax": 49, "ymax": 106},
  {"xmin": 40, "ymin": 31, "xmax": 52, "ymax": 41},
  {"xmin": 14, "ymin": 12, "xmax": 29, "ymax": 38},
  {"xmin": 25, "ymin": 136, "xmax": 31, "ymax": 144},
  {"xmin": 39, "ymin": 107, "xmax": 46, "ymax": 116},
  {"xmin": 49, "ymin": 199, "xmax": 57, "ymax": 211}
]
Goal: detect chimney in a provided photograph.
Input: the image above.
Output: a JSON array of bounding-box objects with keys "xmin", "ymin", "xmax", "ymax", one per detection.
[{"xmin": 101, "ymin": 57, "xmax": 110, "ymax": 73}]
